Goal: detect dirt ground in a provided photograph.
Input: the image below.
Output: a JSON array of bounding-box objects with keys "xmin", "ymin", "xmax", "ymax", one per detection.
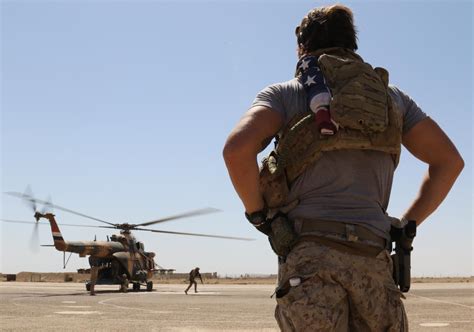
[
  {"xmin": 1, "ymin": 282, "xmax": 472, "ymax": 331},
  {"xmin": 1, "ymin": 272, "xmax": 471, "ymax": 284}
]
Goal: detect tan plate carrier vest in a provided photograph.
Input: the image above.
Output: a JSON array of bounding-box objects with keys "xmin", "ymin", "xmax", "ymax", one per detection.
[{"xmin": 260, "ymin": 47, "xmax": 402, "ymax": 209}]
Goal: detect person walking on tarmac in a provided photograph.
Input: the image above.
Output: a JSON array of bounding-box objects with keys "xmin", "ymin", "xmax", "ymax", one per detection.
[
  {"xmin": 185, "ymin": 267, "xmax": 203, "ymax": 295},
  {"xmin": 223, "ymin": 4, "xmax": 463, "ymax": 331}
]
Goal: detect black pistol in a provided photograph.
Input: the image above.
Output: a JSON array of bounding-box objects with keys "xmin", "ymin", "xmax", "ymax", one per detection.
[{"xmin": 391, "ymin": 220, "xmax": 417, "ymax": 292}]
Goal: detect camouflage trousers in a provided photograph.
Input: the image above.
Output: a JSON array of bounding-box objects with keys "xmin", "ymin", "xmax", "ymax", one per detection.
[{"xmin": 275, "ymin": 241, "xmax": 408, "ymax": 332}]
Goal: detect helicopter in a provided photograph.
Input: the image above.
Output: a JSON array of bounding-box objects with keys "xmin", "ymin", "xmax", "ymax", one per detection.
[{"xmin": 3, "ymin": 190, "xmax": 252, "ymax": 295}]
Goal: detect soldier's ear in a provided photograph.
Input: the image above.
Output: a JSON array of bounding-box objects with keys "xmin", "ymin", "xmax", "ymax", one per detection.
[
  {"xmin": 295, "ymin": 25, "xmax": 300, "ymax": 36},
  {"xmin": 297, "ymin": 44, "xmax": 307, "ymax": 58}
]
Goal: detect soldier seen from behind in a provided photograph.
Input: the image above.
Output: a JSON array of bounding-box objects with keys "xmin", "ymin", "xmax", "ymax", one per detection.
[
  {"xmin": 185, "ymin": 267, "xmax": 203, "ymax": 295},
  {"xmin": 223, "ymin": 4, "xmax": 463, "ymax": 331}
]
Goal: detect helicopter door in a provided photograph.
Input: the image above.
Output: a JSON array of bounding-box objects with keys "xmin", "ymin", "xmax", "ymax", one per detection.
[{"xmin": 112, "ymin": 252, "xmax": 131, "ymax": 277}]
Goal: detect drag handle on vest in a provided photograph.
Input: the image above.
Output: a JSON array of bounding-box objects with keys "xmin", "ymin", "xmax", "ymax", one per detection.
[{"xmin": 391, "ymin": 220, "xmax": 416, "ymax": 292}]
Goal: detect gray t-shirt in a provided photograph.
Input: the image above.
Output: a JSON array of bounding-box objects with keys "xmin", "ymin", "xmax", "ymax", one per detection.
[{"xmin": 251, "ymin": 78, "xmax": 427, "ymax": 239}]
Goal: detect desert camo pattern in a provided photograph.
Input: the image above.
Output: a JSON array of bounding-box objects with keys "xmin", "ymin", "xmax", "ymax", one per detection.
[{"xmin": 275, "ymin": 241, "xmax": 408, "ymax": 332}]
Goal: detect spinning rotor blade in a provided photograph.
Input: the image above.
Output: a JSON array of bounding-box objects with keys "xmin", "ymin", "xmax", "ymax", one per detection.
[
  {"xmin": 0, "ymin": 219, "xmax": 113, "ymax": 229},
  {"xmin": 41, "ymin": 195, "xmax": 53, "ymax": 214},
  {"xmin": 22, "ymin": 185, "xmax": 37, "ymax": 212},
  {"xmin": 134, "ymin": 227, "xmax": 254, "ymax": 241},
  {"xmin": 4, "ymin": 192, "xmax": 116, "ymax": 226},
  {"xmin": 1, "ymin": 219, "xmax": 38, "ymax": 225},
  {"xmin": 29, "ymin": 221, "xmax": 40, "ymax": 252},
  {"xmin": 136, "ymin": 207, "xmax": 221, "ymax": 227},
  {"xmin": 18, "ymin": 186, "xmax": 41, "ymax": 251}
]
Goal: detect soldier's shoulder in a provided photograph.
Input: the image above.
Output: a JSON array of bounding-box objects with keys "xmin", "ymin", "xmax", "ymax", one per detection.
[
  {"xmin": 263, "ymin": 78, "xmax": 301, "ymax": 92},
  {"xmin": 277, "ymin": 78, "xmax": 301, "ymax": 89},
  {"xmin": 388, "ymin": 85, "xmax": 412, "ymax": 106},
  {"xmin": 388, "ymin": 85, "xmax": 415, "ymax": 100},
  {"xmin": 388, "ymin": 84, "xmax": 403, "ymax": 96}
]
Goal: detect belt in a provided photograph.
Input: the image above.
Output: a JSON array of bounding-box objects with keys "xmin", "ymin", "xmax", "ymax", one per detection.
[{"xmin": 296, "ymin": 219, "xmax": 387, "ymax": 249}]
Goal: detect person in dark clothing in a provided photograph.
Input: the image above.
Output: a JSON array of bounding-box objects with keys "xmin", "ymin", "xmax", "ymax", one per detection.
[{"xmin": 185, "ymin": 267, "xmax": 203, "ymax": 294}]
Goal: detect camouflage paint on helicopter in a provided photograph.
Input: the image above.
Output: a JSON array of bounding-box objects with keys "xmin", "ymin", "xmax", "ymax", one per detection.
[
  {"xmin": 3, "ymin": 191, "xmax": 252, "ymax": 295},
  {"xmin": 37, "ymin": 211, "xmax": 157, "ymax": 294}
]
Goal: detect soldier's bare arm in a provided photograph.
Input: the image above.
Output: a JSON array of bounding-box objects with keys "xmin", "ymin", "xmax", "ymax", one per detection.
[
  {"xmin": 402, "ymin": 118, "xmax": 464, "ymax": 225},
  {"xmin": 223, "ymin": 106, "xmax": 284, "ymax": 214}
]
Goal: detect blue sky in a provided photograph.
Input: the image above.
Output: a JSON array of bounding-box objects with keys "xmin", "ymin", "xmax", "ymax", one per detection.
[{"xmin": 1, "ymin": 1, "xmax": 472, "ymax": 276}]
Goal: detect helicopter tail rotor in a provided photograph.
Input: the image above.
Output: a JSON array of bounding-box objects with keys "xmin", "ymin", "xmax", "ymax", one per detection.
[
  {"xmin": 41, "ymin": 195, "xmax": 54, "ymax": 215},
  {"xmin": 17, "ymin": 187, "xmax": 54, "ymax": 252},
  {"xmin": 29, "ymin": 220, "xmax": 40, "ymax": 253},
  {"xmin": 34, "ymin": 212, "xmax": 42, "ymax": 222},
  {"xmin": 22, "ymin": 185, "xmax": 37, "ymax": 214},
  {"xmin": 21, "ymin": 186, "xmax": 40, "ymax": 252}
]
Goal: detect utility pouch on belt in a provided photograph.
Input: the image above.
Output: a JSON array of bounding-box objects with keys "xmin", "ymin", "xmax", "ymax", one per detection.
[
  {"xmin": 391, "ymin": 221, "xmax": 417, "ymax": 292},
  {"xmin": 268, "ymin": 213, "xmax": 298, "ymax": 258},
  {"xmin": 260, "ymin": 152, "xmax": 290, "ymax": 209}
]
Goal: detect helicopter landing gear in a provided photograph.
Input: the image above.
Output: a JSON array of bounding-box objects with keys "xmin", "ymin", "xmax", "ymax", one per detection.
[
  {"xmin": 146, "ymin": 281, "xmax": 153, "ymax": 292},
  {"xmin": 86, "ymin": 282, "xmax": 91, "ymax": 292},
  {"xmin": 132, "ymin": 282, "xmax": 140, "ymax": 292},
  {"xmin": 120, "ymin": 274, "xmax": 129, "ymax": 293}
]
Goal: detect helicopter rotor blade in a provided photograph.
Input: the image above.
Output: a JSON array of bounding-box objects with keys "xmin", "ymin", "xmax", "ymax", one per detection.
[
  {"xmin": 2, "ymin": 219, "xmax": 251, "ymax": 240},
  {"xmin": 96, "ymin": 225, "xmax": 120, "ymax": 230},
  {"xmin": 18, "ymin": 186, "xmax": 41, "ymax": 251},
  {"xmin": 1, "ymin": 219, "xmax": 38, "ymax": 225},
  {"xmin": 29, "ymin": 221, "xmax": 40, "ymax": 253},
  {"xmin": 0, "ymin": 219, "xmax": 114, "ymax": 229},
  {"xmin": 133, "ymin": 227, "xmax": 254, "ymax": 241},
  {"xmin": 136, "ymin": 207, "xmax": 221, "ymax": 227},
  {"xmin": 4, "ymin": 192, "xmax": 116, "ymax": 226},
  {"xmin": 41, "ymin": 195, "xmax": 53, "ymax": 214},
  {"xmin": 22, "ymin": 185, "xmax": 37, "ymax": 212}
]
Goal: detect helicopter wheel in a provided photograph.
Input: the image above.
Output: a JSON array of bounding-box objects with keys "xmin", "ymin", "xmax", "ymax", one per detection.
[
  {"xmin": 146, "ymin": 281, "xmax": 153, "ymax": 292},
  {"xmin": 133, "ymin": 283, "xmax": 140, "ymax": 292},
  {"xmin": 86, "ymin": 283, "xmax": 91, "ymax": 292}
]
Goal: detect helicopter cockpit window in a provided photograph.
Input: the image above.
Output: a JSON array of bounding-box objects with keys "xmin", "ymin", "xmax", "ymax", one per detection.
[{"xmin": 136, "ymin": 242, "xmax": 144, "ymax": 251}]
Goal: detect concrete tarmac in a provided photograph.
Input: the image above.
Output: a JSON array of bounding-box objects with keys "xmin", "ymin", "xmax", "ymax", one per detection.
[{"xmin": 0, "ymin": 282, "xmax": 472, "ymax": 331}]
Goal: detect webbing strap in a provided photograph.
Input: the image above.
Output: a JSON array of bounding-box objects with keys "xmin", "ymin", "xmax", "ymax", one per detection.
[{"xmin": 296, "ymin": 219, "xmax": 387, "ymax": 249}]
